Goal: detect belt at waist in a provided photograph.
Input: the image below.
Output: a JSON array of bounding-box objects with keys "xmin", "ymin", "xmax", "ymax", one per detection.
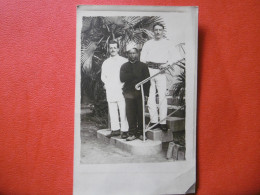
[{"xmin": 147, "ymin": 62, "xmax": 165, "ymax": 69}]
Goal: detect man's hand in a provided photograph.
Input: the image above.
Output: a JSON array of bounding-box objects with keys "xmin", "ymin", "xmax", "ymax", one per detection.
[
  {"xmin": 159, "ymin": 62, "xmax": 170, "ymax": 73},
  {"xmin": 158, "ymin": 63, "xmax": 168, "ymax": 74},
  {"xmin": 159, "ymin": 62, "xmax": 170, "ymax": 70}
]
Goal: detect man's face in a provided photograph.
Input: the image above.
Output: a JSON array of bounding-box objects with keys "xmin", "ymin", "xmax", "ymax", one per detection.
[
  {"xmin": 128, "ymin": 48, "xmax": 138, "ymax": 62},
  {"xmin": 153, "ymin": 25, "xmax": 164, "ymax": 40},
  {"xmin": 109, "ymin": 43, "xmax": 119, "ymax": 57}
]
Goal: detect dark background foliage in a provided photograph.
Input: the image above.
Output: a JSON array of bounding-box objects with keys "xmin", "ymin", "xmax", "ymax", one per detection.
[{"xmin": 80, "ymin": 16, "xmax": 186, "ymax": 128}]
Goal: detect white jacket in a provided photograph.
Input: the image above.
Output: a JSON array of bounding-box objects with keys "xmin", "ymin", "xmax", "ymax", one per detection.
[
  {"xmin": 140, "ymin": 39, "xmax": 181, "ymax": 64},
  {"xmin": 101, "ymin": 55, "xmax": 128, "ymax": 102}
]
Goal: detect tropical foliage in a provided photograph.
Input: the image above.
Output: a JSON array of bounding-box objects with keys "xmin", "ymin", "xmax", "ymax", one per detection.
[
  {"xmin": 81, "ymin": 16, "xmax": 186, "ymax": 124},
  {"xmin": 81, "ymin": 16, "xmax": 165, "ymax": 71},
  {"xmin": 172, "ymin": 43, "xmax": 186, "ymax": 107},
  {"xmin": 80, "ymin": 16, "xmax": 165, "ymax": 122}
]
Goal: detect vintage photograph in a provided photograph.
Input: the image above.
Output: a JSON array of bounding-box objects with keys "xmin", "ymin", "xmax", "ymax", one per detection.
[
  {"xmin": 74, "ymin": 5, "xmax": 197, "ymax": 195},
  {"xmin": 80, "ymin": 15, "xmax": 186, "ymax": 164}
]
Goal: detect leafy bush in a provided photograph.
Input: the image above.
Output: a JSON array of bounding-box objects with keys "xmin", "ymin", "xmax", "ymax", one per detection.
[{"xmin": 81, "ymin": 16, "xmax": 165, "ymax": 123}]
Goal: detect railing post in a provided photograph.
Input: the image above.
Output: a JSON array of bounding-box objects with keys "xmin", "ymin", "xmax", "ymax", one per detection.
[
  {"xmin": 141, "ymin": 84, "xmax": 146, "ymax": 142},
  {"xmin": 134, "ymin": 58, "xmax": 185, "ymax": 142}
]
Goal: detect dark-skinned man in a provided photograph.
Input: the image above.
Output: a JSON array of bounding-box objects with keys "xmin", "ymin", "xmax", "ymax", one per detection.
[{"xmin": 120, "ymin": 43, "xmax": 150, "ymax": 141}]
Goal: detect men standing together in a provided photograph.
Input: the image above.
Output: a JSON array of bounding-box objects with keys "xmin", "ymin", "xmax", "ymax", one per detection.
[
  {"xmin": 101, "ymin": 40, "xmax": 150, "ymax": 141},
  {"xmin": 101, "ymin": 22, "xmax": 179, "ymax": 140}
]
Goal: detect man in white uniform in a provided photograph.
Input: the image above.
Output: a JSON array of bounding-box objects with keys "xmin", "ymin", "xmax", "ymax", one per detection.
[
  {"xmin": 140, "ymin": 22, "xmax": 180, "ymax": 131},
  {"xmin": 101, "ymin": 40, "xmax": 129, "ymax": 138}
]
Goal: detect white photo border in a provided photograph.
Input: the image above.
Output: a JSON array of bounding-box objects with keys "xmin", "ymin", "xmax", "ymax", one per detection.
[{"xmin": 74, "ymin": 5, "xmax": 198, "ymax": 195}]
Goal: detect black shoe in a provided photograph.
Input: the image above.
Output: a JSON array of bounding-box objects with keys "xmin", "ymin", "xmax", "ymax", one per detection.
[
  {"xmin": 160, "ymin": 124, "xmax": 168, "ymax": 132},
  {"xmin": 121, "ymin": 132, "xmax": 129, "ymax": 139},
  {"xmin": 106, "ymin": 130, "xmax": 120, "ymax": 138},
  {"xmin": 150, "ymin": 123, "xmax": 160, "ymax": 130}
]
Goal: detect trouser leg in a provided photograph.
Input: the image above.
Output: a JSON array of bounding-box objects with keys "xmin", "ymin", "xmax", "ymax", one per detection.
[
  {"xmin": 108, "ymin": 102, "xmax": 120, "ymax": 131},
  {"xmin": 117, "ymin": 100, "xmax": 129, "ymax": 132},
  {"xmin": 136, "ymin": 94, "xmax": 143, "ymax": 137},
  {"xmin": 156, "ymin": 73, "xmax": 167, "ymax": 124},
  {"xmin": 125, "ymin": 98, "xmax": 137, "ymax": 136},
  {"xmin": 147, "ymin": 77, "xmax": 158, "ymax": 123}
]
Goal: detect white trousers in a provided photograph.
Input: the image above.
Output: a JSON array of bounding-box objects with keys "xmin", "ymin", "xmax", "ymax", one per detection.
[
  {"xmin": 147, "ymin": 68, "xmax": 167, "ymax": 124},
  {"xmin": 108, "ymin": 100, "xmax": 128, "ymax": 132}
]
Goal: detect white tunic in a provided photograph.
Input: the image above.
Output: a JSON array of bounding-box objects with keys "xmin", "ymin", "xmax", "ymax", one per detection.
[
  {"xmin": 101, "ymin": 55, "xmax": 128, "ymax": 102},
  {"xmin": 140, "ymin": 39, "xmax": 180, "ymax": 64}
]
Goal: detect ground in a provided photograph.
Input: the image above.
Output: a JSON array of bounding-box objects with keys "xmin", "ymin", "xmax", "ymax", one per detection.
[{"xmin": 80, "ymin": 105, "xmax": 175, "ymax": 164}]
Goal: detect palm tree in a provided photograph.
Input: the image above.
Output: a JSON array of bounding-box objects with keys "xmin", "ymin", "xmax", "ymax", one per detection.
[
  {"xmin": 81, "ymin": 16, "xmax": 165, "ymax": 103},
  {"xmin": 172, "ymin": 43, "xmax": 186, "ymax": 107}
]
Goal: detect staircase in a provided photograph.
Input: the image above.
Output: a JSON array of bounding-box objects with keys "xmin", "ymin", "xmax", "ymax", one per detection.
[
  {"xmin": 145, "ymin": 92, "xmax": 185, "ymax": 142},
  {"xmin": 97, "ymin": 129, "xmax": 162, "ymax": 155},
  {"xmin": 97, "ymin": 90, "xmax": 185, "ymax": 155}
]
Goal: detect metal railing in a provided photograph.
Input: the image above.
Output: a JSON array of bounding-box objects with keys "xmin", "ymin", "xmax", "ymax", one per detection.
[{"xmin": 135, "ymin": 58, "xmax": 185, "ymax": 142}]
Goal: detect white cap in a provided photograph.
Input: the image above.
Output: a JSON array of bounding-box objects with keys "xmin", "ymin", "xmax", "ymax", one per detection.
[{"xmin": 126, "ymin": 42, "xmax": 138, "ymax": 52}]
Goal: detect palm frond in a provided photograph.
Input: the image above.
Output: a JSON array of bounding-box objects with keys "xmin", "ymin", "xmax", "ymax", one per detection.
[
  {"xmin": 140, "ymin": 29, "xmax": 154, "ymax": 39},
  {"xmin": 81, "ymin": 15, "xmax": 172, "ymax": 105},
  {"xmin": 133, "ymin": 16, "xmax": 165, "ymax": 30},
  {"xmin": 81, "ymin": 42, "xmax": 98, "ymax": 70}
]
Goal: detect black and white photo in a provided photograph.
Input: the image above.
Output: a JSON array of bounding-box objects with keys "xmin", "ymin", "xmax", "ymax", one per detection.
[{"xmin": 74, "ymin": 5, "xmax": 198, "ymax": 195}]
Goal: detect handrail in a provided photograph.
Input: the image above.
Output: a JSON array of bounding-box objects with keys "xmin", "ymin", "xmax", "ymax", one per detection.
[
  {"xmin": 135, "ymin": 58, "xmax": 185, "ymax": 90},
  {"xmin": 136, "ymin": 57, "xmax": 185, "ymax": 142},
  {"xmin": 145, "ymin": 105, "xmax": 184, "ymax": 132}
]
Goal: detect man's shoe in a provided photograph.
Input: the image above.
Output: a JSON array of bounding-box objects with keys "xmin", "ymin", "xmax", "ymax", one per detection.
[
  {"xmin": 150, "ymin": 123, "xmax": 160, "ymax": 130},
  {"xmin": 121, "ymin": 132, "xmax": 129, "ymax": 139},
  {"xmin": 160, "ymin": 124, "xmax": 168, "ymax": 132},
  {"xmin": 126, "ymin": 135, "xmax": 136, "ymax": 141},
  {"xmin": 138, "ymin": 135, "xmax": 148, "ymax": 141},
  {"xmin": 106, "ymin": 130, "xmax": 120, "ymax": 138}
]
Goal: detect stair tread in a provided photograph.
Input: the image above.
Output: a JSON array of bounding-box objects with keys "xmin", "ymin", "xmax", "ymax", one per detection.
[
  {"xmin": 145, "ymin": 112, "xmax": 184, "ymax": 121},
  {"xmin": 145, "ymin": 104, "xmax": 182, "ymax": 109},
  {"xmin": 97, "ymin": 129, "xmax": 162, "ymax": 155}
]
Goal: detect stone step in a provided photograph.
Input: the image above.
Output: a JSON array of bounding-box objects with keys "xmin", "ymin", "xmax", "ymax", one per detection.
[
  {"xmin": 97, "ymin": 129, "xmax": 162, "ymax": 155},
  {"xmin": 156, "ymin": 96, "xmax": 175, "ymax": 105},
  {"xmin": 166, "ymin": 89, "xmax": 185, "ymax": 99},
  {"xmin": 146, "ymin": 129, "xmax": 173, "ymax": 142},
  {"xmin": 155, "ymin": 95, "xmax": 183, "ymax": 104},
  {"xmin": 145, "ymin": 104, "xmax": 185, "ymax": 117},
  {"xmin": 166, "ymin": 89, "xmax": 174, "ymax": 96},
  {"xmin": 145, "ymin": 113, "xmax": 185, "ymax": 132}
]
